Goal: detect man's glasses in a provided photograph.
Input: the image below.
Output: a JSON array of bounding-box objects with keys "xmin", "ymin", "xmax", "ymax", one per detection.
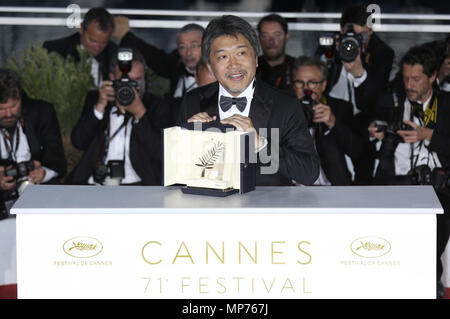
[{"xmin": 293, "ymin": 80, "xmax": 324, "ymax": 89}]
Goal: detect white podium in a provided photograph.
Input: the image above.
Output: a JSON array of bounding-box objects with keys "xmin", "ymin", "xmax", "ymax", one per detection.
[{"xmin": 11, "ymin": 185, "xmax": 443, "ymax": 299}]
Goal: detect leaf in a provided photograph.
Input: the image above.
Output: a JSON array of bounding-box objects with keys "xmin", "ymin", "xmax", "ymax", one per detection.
[{"xmin": 195, "ymin": 141, "xmax": 224, "ymax": 170}]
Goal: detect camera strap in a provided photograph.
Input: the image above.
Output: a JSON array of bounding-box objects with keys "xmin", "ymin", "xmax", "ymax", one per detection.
[
  {"xmin": 100, "ymin": 112, "xmax": 131, "ymax": 166},
  {"xmin": 0, "ymin": 125, "xmax": 20, "ymax": 162}
]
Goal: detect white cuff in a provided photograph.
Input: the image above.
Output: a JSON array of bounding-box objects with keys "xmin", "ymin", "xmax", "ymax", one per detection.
[
  {"xmin": 93, "ymin": 105, "xmax": 104, "ymax": 120},
  {"xmin": 256, "ymin": 135, "xmax": 268, "ymax": 153},
  {"xmin": 41, "ymin": 167, "xmax": 58, "ymax": 184}
]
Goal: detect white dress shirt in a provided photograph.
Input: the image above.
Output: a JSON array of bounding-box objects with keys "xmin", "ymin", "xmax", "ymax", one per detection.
[
  {"xmin": 173, "ymin": 67, "xmax": 197, "ymax": 98},
  {"xmin": 218, "ymin": 80, "xmax": 254, "ymax": 120},
  {"xmin": 394, "ymin": 95, "xmax": 441, "ymax": 175},
  {"xmin": 90, "ymin": 106, "xmax": 142, "ymax": 184}
]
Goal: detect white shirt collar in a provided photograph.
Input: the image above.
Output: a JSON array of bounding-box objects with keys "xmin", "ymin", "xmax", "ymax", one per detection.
[{"xmin": 218, "ymin": 79, "xmax": 255, "ymax": 99}]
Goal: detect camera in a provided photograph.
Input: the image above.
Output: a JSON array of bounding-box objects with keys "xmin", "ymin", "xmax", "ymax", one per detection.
[
  {"xmin": 299, "ymin": 89, "xmax": 317, "ymax": 126},
  {"xmin": 407, "ymin": 164, "xmax": 432, "ymax": 185},
  {"xmin": 113, "ymin": 48, "xmax": 138, "ymax": 106},
  {"xmin": 338, "ymin": 25, "xmax": 364, "ymax": 63},
  {"xmin": 0, "ymin": 160, "xmax": 34, "ymax": 218},
  {"xmin": 432, "ymin": 167, "xmax": 450, "ymax": 196},
  {"xmin": 318, "ymin": 35, "xmax": 336, "ymax": 68},
  {"xmin": 93, "ymin": 160, "xmax": 125, "ymax": 185}
]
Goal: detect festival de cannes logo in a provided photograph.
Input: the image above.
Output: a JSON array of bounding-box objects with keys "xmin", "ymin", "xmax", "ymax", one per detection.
[
  {"xmin": 350, "ymin": 236, "xmax": 391, "ymax": 258},
  {"xmin": 63, "ymin": 236, "xmax": 103, "ymax": 258}
]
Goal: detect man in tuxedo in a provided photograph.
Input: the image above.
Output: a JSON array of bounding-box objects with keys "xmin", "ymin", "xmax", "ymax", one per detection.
[
  {"xmin": 256, "ymin": 13, "xmax": 296, "ymax": 93},
  {"xmin": 324, "ymin": 4, "xmax": 395, "ymax": 185},
  {"xmin": 0, "ymin": 69, "xmax": 66, "ymax": 218},
  {"xmin": 294, "ymin": 56, "xmax": 364, "ymax": 186},
  {"xmin": 178, "ymin": 15, "xmax": 319, "ymax": 186},
  {"xmin": 43, "ymin": 7, "xmax": 117, "ymax": 87},
  {"xmin": 368, "ymin": 45, "xmax": 450, "ymax": 290},
  {"xmin": 113, "ymin": 16, "xmax": 204, "ymax": 124},
  {"xmin": 66, "ymin": 48, "xmax": 170, "ymax": 186}
]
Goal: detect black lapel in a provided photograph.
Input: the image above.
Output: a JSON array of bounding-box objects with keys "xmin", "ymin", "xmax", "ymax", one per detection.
[
  {"xmin": 249, "ymin": 79, "xmax": 271, "ymax": 131},
  {"xmin": 199, "ymin": 82, "xmax": 220, "ymax": 118},
  {"xmin": 20, "ymin": 99, "xmax": 41, "ymax": 158}
]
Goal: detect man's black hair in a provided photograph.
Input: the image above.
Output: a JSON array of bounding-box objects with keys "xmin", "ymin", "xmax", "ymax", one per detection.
[
  {"xmin": 340, "ymin": 4, "xmax": 371, "ymax": 28},
  {"xmin": 81, "ymin": 7, "xmax": 114, "ymax": 32},
  {"xmin": 401, "ymin": 45, "xmax": 440, "ymax": 78},
  {"xmin": 257, "ymin": 13, "xmax": 288, "ymax": 35},
  {"xmin": 202, "ymin": 15, "xmax": 260, "ymax": 64},
  {"xmin": 0, "ymin": 69, "xmax": 22, "ymax": 103}
]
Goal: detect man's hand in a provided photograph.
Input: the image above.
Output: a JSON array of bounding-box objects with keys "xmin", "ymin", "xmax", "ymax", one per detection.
[
  {"xmin": 342, "ymin": 49, "xmax": 366, "ymax": 78},
  {"xmin": 112, "ymin": 16, "xmax": 130, "ymax": 41},
  {"xmin": 0, "ymin": 166, "xmax": 16, "ymax": 191},
  {"xmin": 119, "ymin": 88, "xmax": 146, "ymax": 121},
  {"xmin": 220, "ymin": 114, "xmax": 263, "ymax": 149},
  {"xmin": 187, "ymin": 112, "xmax": 217, "ymax": 123},
  {"xmin": 28, "ymin": 161, "xmax": 46, "ymax": 184},
  {"xmin": 397, "ymin": 120, "xmax": 433, "ymax": 143},
  {"xmin": 368, "ymin": 122, "xmax": 385, "ymax": 140},
  {"xmin": 96, "ymin": 80, "xmax": 115, "ymax": 113},
  {"xmin": 312, "ymin": 104, "xmax": 336, "ymax": 128}
]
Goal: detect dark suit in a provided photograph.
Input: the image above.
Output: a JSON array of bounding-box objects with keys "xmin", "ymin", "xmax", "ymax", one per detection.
[
  {"xmin": 178, "ymin": 79, "xmax": 320, "ymax": 186},
  {"xmin": 66, "ymin": 90, "xmax": 170, "ymax": 185},
  {"xmin": 43, "ymin": 33, "xmax": 117, "ymax": 82},
  {"xmin": 309, "ymin": 96, "xmax": 364, "ymax": 185},
  {"xmin": 257, "ymin": 54, "xmax": 296, "ymax": 92},
  {"xmin": 0, "ymin": 95, "xmax": 66, "ymax": 214}
]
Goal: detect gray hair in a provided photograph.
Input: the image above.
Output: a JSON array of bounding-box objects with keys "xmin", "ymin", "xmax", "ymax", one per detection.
[
  {"xmin": 177, "ymin": 23, "xmax": 205, "ymax": 41},
  {"xmin": 294, "ymin": 56, "xmax": 329, "ymax": 81}
]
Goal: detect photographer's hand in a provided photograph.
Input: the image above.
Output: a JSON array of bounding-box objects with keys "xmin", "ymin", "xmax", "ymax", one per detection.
[
  {"xmin": 342, "ymin": 49, "xmax": 366, "ymax": 78},
  {"xmin": 397, "ymin": 120, "xmax": 433, "ymax": 143},
  {"xmin": 0, "ymin": 166, "xmax": 16, "ymax": 191},
  {"xmin": 28, "ymin": 161, "xmax": 45, "ymax": 184},
  {"xmin": 368, "ymin": 122, "xmax": 385, "ymax": 140},
  {"xmin": 112, "ymin": 16, "xmax": 130, "ymax": 41},
  {"xmin": 312, "ymin": 104, "xmax": 336, "ymax": 128},
  {"xmin": 96, "ymin": 81, "xmax": 115, "ymax": 113}
]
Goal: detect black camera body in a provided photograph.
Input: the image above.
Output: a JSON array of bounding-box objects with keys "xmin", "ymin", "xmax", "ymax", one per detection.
[
  {"xmin": 299, "ymin": 89, "xmax": 317, "ymax": 126},
  {"xmin": 93, "ymin": 160, "xmax": 125, "ymax": 185},
  {"xmin": 0, "ymin": 160, "xmax": 34, "ymax": 219},
  {"xmin": 407, "ymin": 164, "xmax": 432, "ymax": 185},
  {"xmin": 337, "ymin": 25, "xmax": 364, "ymax": 63},
  {"xmin": 432, "ymin": 167, "xmax": 450, "ymax": 196},
  {"xmin": 113, "ymin": 48, "xmax": 137, "ymax": 106}
]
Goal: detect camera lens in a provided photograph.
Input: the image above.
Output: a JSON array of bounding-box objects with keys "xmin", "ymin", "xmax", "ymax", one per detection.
[
  {"xmin": 339, "ymin": 38, "xmax": 359, "ymax": 63},
  {"xmin": 116, "ymin": 84, "xmax": 135, "ymax": 106}
]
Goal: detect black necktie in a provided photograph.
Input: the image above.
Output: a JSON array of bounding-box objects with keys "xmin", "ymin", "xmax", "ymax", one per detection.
[{"xmin": 219, "ymin": 96, "xmax": 247, "ymax": 112}]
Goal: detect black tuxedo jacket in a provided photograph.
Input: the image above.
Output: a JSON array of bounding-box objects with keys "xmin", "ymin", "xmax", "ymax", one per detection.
[
  {"xmin": 375, "ymin": 90, "xmax": 450, "ymax": 182},
  {"xmin": 178, "ymin": 79, "xmax": 320, "ymax": 186},
  {"xmin": 0, "ymin": 95, "xmax": 66, "ymax": 179},
  {"xmin": 66, "ymin": 90, "xmax": 170, "ymax": 185},
  {"xmin": 312, "ymin": 96, "xmax": 365, "ymax": 185},
  {"xmin": 43, "ymin": 32, "xmax": 118, "ymax": 82}
]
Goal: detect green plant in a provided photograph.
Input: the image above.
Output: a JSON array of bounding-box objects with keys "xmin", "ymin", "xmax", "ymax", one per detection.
[{"xmin": 6, "ymin": 42, "xmax": 94, "ymax": 174}]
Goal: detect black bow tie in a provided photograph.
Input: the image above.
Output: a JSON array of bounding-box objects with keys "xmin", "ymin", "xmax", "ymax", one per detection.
[{"xmin": 219, "ymin": 96, "xmax": 247, "ymax": 112}]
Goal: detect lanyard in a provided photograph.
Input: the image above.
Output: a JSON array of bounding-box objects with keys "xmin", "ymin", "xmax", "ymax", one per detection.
[
  {"xmin": 1, "ymin": 126, "xmax": 20, "ymax": 162},
  {"xmin": 101, "ymin": 113, "xmax": 131, "ymax": 165}
]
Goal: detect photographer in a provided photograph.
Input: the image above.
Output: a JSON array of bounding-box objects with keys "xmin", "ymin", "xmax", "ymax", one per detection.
[
  {"xmin": 294, "ymin": 56, "xmax": 364, "ymax": 185},
  {"xmin": 66, "ymin": 48, "xmax": 170, "ymax": 186},
  {"xmin": 369, "ymin": 46, "xmax": 450, "ymax": 291},
  {"xmin": 319, "ymin": 4, "xmax": 394, "ymax": 185},
  {"xmin": 0, "ymin": 69, "xmax": 66, "ymax": 218},
  {"xmin": 256, "ymin": 14, "xmax": 296, "ymax": 92},
  {"xmin": 44, "ymin": 8, "xmax": 117, "ymax": 87}
]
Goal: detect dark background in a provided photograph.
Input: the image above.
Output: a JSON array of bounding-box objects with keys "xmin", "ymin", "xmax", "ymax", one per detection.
[{"xmin": 0, "ymin": 0, "xmax": 449, "ymax": 80}]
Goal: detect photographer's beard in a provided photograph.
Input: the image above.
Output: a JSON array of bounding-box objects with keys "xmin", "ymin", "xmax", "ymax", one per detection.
[
  {"xmin": 263, "ymin": 42, "xmax": 287, "ymax": 63},
  {"xmin": 0, "ymin": 113, "xmax": 20, "ymax": 130}
]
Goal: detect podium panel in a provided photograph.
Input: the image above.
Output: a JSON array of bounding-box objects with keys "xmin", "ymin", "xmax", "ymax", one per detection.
[{"xmin": 12, "ymin": 185, "xmax": 443, "ymax": 299}]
